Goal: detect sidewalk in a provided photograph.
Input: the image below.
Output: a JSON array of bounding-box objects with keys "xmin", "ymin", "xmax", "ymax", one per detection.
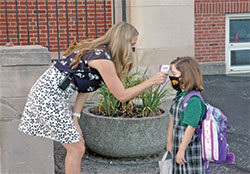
[{"xmin": 54, "ymin": 73, "xmax": 250, "ymax": 174}]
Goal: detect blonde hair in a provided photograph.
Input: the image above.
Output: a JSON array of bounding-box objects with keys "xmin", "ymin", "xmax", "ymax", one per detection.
[
  {"xmin": 64, "ymin": 22, "xmax": 139, "ymax": 79},
  {"xmin": 170, "ymin": 57, "xmax": 204, "ymax": 92}
]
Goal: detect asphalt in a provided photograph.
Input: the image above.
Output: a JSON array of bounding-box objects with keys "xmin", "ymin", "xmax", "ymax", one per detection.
[{"xmin": 54, "ymin": 73, "xmax": 250, "ymax": 174}]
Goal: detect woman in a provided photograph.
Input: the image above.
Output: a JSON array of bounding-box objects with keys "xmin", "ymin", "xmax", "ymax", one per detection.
[{"xmin": 18, "ymin": 22, "xmax": 168, "ymax": 173}]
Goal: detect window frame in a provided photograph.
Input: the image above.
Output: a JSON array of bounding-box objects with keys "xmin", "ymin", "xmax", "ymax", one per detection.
[{"xmin": 225, "ymin": 14, "xmax": 250, "ymax": 73}]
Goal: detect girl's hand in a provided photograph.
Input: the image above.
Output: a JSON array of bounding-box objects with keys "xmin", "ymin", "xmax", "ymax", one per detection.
[
  {"xmin": 150, "ymin": 72, "xmax": 168, "ymax": 85},
  {"xmin": 176, "ymin": 149, "xmax": 186, "ymax": 165}
]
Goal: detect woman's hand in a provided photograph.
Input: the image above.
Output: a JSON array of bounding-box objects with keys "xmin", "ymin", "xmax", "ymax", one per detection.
[
  {"xmin": 150, "ymin": 72, "xmax": 168, "ymax": 85},
  {"xmin": 72, "ymin": 93, "xmax": 89, "ymax": 138},
  {"xmin": 176, "ymin": 149, "xmax": 186, "ymax": 165},
  {"xmin": 73, "ymin": 117, "xmax": 83, "ymax": 137}
]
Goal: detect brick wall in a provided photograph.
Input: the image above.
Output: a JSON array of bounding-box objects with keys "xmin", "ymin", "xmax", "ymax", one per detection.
[
  {"xmin": 195, "ymin": 0, "xmax": 250, "ymax": 62},
  {"xmin": 0, "ymin": 0, "xmax": 112, "ymax": 52}
]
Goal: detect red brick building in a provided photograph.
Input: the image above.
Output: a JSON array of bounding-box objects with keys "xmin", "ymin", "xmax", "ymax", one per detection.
[
  {"xmin": 1, "ymin": 0, "xmax": 249, "ymax": 73},
  {"xmin": 0, "ymin": 0, "xmax": 112, "ymax": 53},
  {"xmin": 195, "ymin": 0, "xmax": 250, "ymax": 73}
]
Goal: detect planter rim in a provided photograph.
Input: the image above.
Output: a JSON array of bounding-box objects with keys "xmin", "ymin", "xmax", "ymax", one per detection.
[{"xmin": 82, "ymin": 105, "xmax": 168, "ymax": 121}]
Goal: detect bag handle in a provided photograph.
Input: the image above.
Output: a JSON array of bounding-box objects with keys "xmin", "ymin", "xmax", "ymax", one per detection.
[{"xmin": 161, "ymin": 151, "xmax": 170, "ymax": 161}]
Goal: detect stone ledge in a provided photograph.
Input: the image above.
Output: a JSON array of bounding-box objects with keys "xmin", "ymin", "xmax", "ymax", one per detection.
[
  {"xmin": 200, "ymin": 62, "xmax": 226, "ymax": 75},
  {"xmin": 0, "ymin": 45, "xmax": 51, "ymax": 66}
]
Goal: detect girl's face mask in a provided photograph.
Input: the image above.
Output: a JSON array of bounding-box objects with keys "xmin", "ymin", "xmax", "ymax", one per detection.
[{"xmin": 169, "ymin": 76, "xmax": 181, "ymax": 91}]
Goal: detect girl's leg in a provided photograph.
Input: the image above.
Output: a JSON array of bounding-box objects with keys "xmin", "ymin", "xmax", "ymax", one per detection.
[{"xmin": 61, "ymin": 139, "xmax": 85, "ymax": 174}]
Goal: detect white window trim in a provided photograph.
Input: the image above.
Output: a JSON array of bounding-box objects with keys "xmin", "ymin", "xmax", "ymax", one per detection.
[{"xmin": 225, "ymin": 13, "xmax": 250, "ymax": 74}]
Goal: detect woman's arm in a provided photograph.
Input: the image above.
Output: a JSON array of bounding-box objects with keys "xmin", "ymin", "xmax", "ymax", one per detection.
[
  {"xmin": 176, "ymin": 125, "xmax": 196, "ymax": 165},
  {"xmin": 167, "ymin": 117, "xmax": 173, "ymax": 153},
  {"xmin": 88, "ymin": 59, "xmax": 168, "ymax": 103},
  {"xmin": 73, "ymin": 92, "xmax": 89, "ymax": 114},
  {"xmin": 72, "ymin": 93, "xmax": 89, "ymax": 136}
]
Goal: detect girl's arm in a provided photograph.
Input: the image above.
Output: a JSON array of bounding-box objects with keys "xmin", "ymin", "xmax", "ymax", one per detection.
[
  {"xmin": 72, "ymin": 93, "xmax": 89, "ymax": 136},
  {"xmin": 88, "ymin": 59, "xmax": 168, "ymax": 103},
  {"xmin": 176, "ymin": 125, "xmax": 196, "ymax": 165},
  {"xmin": 167, "ymin": 117, "xmax": 173, "ymax": 153}
]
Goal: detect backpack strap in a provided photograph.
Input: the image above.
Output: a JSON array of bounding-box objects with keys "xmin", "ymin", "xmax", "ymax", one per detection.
[
  {"xmin": 182, "ymin": 91, "xmax": 205, "ymax": 113},
  {"xmin": 182, "ymin": 91, "xmax": 206, "ymax": 143},
  {"xmin": 183, "ymin": 91, "xmax": 211, "ymax": 174}
]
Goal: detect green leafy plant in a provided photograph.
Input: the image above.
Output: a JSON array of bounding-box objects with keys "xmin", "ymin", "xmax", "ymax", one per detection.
[{"xmin": 90, "ymin": 69, "xmax": 171, "ymax": 117}]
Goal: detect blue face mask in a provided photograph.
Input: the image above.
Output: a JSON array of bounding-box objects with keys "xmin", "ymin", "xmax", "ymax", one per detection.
[{"xmin": 169, "ymin": 76, "xmax": 181, "ymax": 91}]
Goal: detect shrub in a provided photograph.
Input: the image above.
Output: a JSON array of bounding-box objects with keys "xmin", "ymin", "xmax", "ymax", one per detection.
[{"xmin": 91, "ymin": 69, "xmax": 171, "ymax": 117}]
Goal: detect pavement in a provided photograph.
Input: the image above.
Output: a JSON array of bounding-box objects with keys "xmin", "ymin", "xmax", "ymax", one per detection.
[{"xmin": 54, "ymin": 73, "xmax": 250, "ymax": 174}]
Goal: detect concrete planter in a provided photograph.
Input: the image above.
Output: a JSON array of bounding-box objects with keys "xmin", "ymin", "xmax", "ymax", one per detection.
[{"xmin": 80, "ymin": 106, "xmax": 170, "ymax": 158}]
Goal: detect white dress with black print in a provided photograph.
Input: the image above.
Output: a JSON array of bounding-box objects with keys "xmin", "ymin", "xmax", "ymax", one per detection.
[
  {"xmin": 18, "ymin": 65, "xmax": 81, "ymax": 143},
  {"xmin": 18, "ymin": 46, "xmax": 111, "ymax": 143}
]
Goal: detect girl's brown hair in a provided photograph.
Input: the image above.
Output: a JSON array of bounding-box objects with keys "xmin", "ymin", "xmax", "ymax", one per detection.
[
  {"xmin": 170, "ymin": 57, "xmax": 204, "ymax": 92},
  {"xmin": 63, "ymin": 22, "xmax": 139, "ymax": 79}
]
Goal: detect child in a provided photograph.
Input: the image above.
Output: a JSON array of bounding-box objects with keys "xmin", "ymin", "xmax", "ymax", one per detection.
[{"xmin": 166, "ymin": 57, "xmax": 206, "ymax": 174}]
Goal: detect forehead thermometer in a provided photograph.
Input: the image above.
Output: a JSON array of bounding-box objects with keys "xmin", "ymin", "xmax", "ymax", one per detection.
[{"xmin": 159, "ymin": 65, "xmax": 170, "ymax": 72}]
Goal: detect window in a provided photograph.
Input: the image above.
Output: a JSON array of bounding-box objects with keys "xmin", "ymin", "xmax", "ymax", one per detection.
[{"xmin": 226, "ymin": 14, "xmax": 250, "ymax": 73}]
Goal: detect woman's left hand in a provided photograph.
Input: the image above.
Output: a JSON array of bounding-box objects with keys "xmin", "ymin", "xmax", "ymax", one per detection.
[
  {"xmin": 73, "ymin": 117, "xmax": 83, "ymax": 137},
  {"xmin": 176, "ymin": 149, "xmax": 186, "ymax": 165}
]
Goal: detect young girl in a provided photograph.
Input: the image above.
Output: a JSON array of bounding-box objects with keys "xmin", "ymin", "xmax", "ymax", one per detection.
[{"xmin": 166, "ymin": 57, "xmax": 206, "ymax": 173}]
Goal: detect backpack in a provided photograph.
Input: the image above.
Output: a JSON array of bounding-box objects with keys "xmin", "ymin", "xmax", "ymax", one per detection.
[{"xmin": 182, "ymin": 91, "xmax": 235, "ymax": 172}]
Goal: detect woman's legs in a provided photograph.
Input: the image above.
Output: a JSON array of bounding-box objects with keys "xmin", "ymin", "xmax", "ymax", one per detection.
[{"xmin": 61, "ymin": 139, "xmax": 85, "ymax": 174}]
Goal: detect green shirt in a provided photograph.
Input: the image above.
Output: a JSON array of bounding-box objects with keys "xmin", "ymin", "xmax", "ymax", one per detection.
[{"xmin": 169, "ymin": 91, "xmax": 205, "ymax": 128}]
